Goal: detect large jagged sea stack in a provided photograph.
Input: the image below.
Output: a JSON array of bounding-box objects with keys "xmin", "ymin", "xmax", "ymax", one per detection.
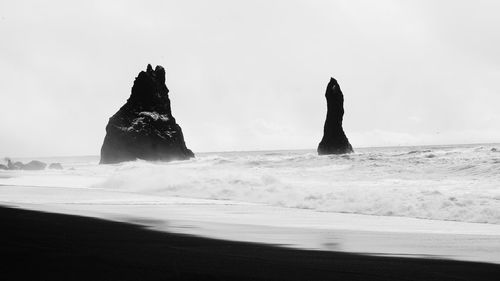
[
  {"xmin": 100, "ymin": 64, "xmax": 194, "ymax": 164},
  {"xmin": 318, "ymin": 77, "xmax": 353, "ymax": 155}
]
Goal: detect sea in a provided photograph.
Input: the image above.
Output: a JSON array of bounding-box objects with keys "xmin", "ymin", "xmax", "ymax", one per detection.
[{"xmin": 2, "ymin": 143, "xmax": 500, "ymax": 225}]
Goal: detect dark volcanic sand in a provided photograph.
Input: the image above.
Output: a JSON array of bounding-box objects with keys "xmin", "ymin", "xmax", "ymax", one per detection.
[{"xmin": 1, "ymin": 206, "xmax": 499, "ymax": 281}]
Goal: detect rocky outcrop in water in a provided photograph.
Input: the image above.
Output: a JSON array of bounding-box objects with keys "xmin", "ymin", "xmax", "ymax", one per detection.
[
  {"xmin": 318, "ymin": 78, "xmax": 353, "ymax": 155},
  {"xmin": 100, "ymin": 64, "xmax": 194, "ymax": 164},
  {"xmin": 48, "ymin": 163, "xmax": 63, "ymax": 170},
  {"xmin": 23, "ymin": 160, "xmax": 47, "ymax": 170},
  {"xmin": 3, "ymin": 158, "xmax": 47, "ymax": 170},
  {"xmin": 6, "ymin": 159, "xmax": 24, "ymax": 170}
]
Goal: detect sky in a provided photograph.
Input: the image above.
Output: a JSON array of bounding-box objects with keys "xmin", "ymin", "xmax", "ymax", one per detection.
[{"xmin": 1, "ymin": 0, "xmax": 499, "ymax": 157}]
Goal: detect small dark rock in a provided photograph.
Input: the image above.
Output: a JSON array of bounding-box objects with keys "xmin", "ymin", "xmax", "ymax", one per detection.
[
  {"xmin": 491, "ymin": 148, "xmax": 498, "ymax": 152},
  {"xmin": 0, "ymin": 164, "xmax": 7, "ymax": 170},
  {"xmin": 48, "ymin": 163, "xmax": 63, "ymax": 170},
  {"xmin": 6, "ymin": 159, "xmax": 24, "ymax": 170},
  {"xmin": 23, "ymin": 160, "xmax": 47, "ymax": 170}
]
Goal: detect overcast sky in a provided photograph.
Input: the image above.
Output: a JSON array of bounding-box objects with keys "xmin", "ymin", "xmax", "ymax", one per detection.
[{"xmin": 1, "ymin": 0, "xmax": 499, "ymax": 157}]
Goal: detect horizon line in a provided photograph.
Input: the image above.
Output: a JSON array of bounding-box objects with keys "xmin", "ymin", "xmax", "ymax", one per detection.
[{"xmin": 4, "ymin": 141, "xmax": 500, "ymax": 160}]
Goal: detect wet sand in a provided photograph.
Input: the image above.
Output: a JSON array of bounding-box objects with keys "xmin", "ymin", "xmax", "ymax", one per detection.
[
  {"xmin": 2, "ymin": 184, "xmax": 500, "ymax": 265},
  {"xmin": 1, "ymin": 205, "xmax": 500, "ymax": 281}
]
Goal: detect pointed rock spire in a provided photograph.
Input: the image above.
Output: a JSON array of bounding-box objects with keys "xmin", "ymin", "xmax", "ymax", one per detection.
[{"xmin": 318, "ymin": 77, "xmax": 353, "ymax": 155}]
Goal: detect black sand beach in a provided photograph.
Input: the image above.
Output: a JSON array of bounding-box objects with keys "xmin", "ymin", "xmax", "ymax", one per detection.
[{"xmin": 1, "ymin": 206, "xmax": 499, "ymax": 281}]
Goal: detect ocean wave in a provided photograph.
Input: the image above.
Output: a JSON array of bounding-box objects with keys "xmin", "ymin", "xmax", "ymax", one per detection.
[
  {"xmin": 406, "ymin": 149, "xmax": 432, "ymax": 155},
  {"xmin": 89, "ymin": 144, "xmax": 500, "ymax": 224},
  {"xmin": 4, "ymin": 144, "xmax": 499, "ymax": 224}
]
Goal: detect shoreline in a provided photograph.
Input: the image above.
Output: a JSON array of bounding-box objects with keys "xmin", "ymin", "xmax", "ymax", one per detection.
[
  {"xmin": 2, "ymin": 183, "xmax": 500, "ymax": 264},
  {"xmin": 2, "ymin": 205, "xmax": 500, "ymax": 280}
]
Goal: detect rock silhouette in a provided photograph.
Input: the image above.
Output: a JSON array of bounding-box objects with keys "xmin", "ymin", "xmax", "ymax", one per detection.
[
  {"xmin": 100, "ymin": 64, "xmax": 194, "ymax": 164},
  {"xmin": 318, "ymin": 78, "xmax": 353, "ymax": 155},
  {"xmin": 4, "ymin": 158, "xmax": 47, "ymax": 170},
  {"xmin": 23, "ymin": 160, "xmax": 47, "ymax": 170},
  {"xmin": 49, "ymin": 163, "xmax": 63, "ymax": 170}
]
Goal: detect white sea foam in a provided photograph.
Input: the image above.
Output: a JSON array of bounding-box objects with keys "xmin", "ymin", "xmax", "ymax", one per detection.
[{"xmin": 2, "ymin": 144, "xmax": 500, "ymax": 224}]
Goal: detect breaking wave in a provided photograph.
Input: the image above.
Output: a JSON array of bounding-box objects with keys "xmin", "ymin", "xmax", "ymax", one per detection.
[{"xmin": 91, "ymin": 144, "xmax": 500, "ymax": 224}]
